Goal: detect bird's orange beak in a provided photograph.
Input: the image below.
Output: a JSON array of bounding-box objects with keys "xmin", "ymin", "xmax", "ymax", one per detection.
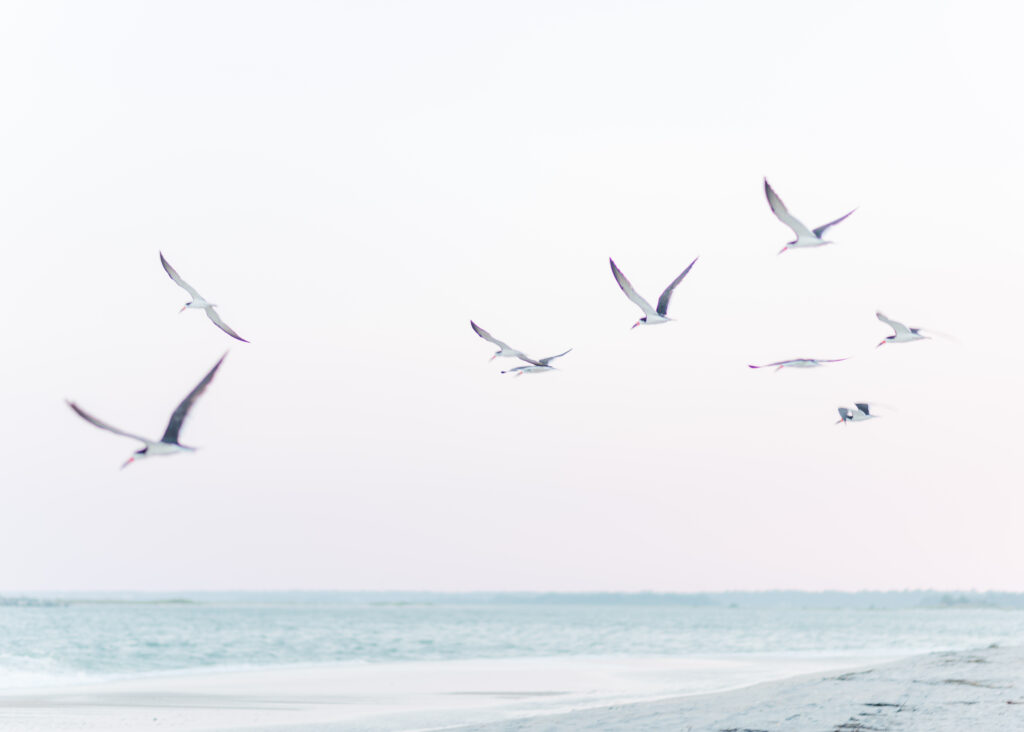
[
  {"xmin": 489, "ymin": 354, "xmax": 497, "ymax": 361},
  {"xmin": 631, "ymin": 321, "xmax": 640, "ymax": 329},
  {"xmin": 179, "ymin": 305, "xmax": 187, "ymax": 313},
  {"xmin": 876, "ymin": 340, "xmax": 886, "ymax": 348},
  {"xmin": 120, "ymin": 457, "xmax": 135, "ymax": 470},
  {"xmin": 777, "ymin": 246, "xmax": 788, "ymax": 255}
]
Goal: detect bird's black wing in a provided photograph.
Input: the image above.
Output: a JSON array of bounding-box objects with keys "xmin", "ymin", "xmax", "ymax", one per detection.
[
  {"xmin": 159, "ymin": 252, "xmax": 203, "ymax": 299},
  {"xmin": 68, "ymin": 401, "xmax": 151, "ymax": 444},
  {"xmin": 538, "ymin": 348, "xmax": 572, "ymax": 366},
  {"xmin": 764, "ymin": 179, "xmax": 813, "ymax": 238},
  {"xmin": 656, "ymin": 257, "xmax": 698, "ymax": 317},
  {"xmin": 470, "ymin": 320, "xmax": 510, "ymax": 350},
  {"xmin": 470, "ymin": 320, "xmax": 542, "ymax": 366},
  {"xmin": 206, "ymin": 308, "xmax": 249, "ymax": 343},
  {"xmin": 812, "ymin": 209, "xmax": 856, "ymax": 239},
  {"xmin": 609, "ymin": 259, "xmax": 657, "ymax": 318},
  {"xmin": 854, "ymin": 403, "xmax": 870, "ymax": 415},
  {"xmin": 161, "ymin": 353, "xmax": 228, "ymax": 445}
]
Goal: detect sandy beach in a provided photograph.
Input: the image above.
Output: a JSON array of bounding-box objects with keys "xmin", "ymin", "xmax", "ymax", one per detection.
[
  {"xmin": 461, "ymin": 644, "xmax": 1024, "ymax": 732},
  {"xmin": 1, "ymin": 646, "xmax": 1021, "ymax": 731}
]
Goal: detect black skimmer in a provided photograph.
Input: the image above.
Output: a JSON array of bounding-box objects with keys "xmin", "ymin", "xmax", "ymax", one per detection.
[
  {"xmin": 609, "ymin": 257, "xmax": 698, "ymax": 328},
  {"xmin": 837, "ymin": 403, "xmax": 877, "ymax": 424},
  {"xmin": 501, "ymin": 349, "xmax": 572, "ymax": 376},
  {"xmin": 764, "ymin": 179, "xmax": 855, "ymax": 254},
  {"xmin": 160, "ymin": 252, "xmax": 249, "ymax": 343},
  {"xmin": 68, "ymin": 353, "xmax": 228, "ymax": 468},
  {"xmin": 749, "ymin": 357, "xmax": 849, "ymax": 371},
  {"xmin": 876, "ymin": 311, "xmax": 928, "ymax": 346}
]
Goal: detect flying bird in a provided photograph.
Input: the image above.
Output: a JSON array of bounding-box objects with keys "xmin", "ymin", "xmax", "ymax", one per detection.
[
  {"xmin": 610, "ymin": 257, "xmax": 698, "ymax": 328},
  {"xmin": 837, "ymin": 403, "xmax": 877, "ymax": 424},
  {"xmin": 764, "ymin": 179, "xmax": 855, "ymax": 254},
  {"xmin": 68, "ymin": 353, "xmax": 228, "ymax": 469},
  {"xmin": 876, "ymin": 311, "xmax": 928, "ymax": 346},
  {"xmin": 470, "ymin": 321, "xmax": 542, "ymax": 365},
  {"xmin": 748, "ymin": 358, "xmax": 849, "ymax": 371},
  {"xmin": 160, "ymin": 252, "xmax": 249, "ymax": 343},
  {"xmin": 501, "ymin": 349, "xmax": 572, "ymax": 376}
]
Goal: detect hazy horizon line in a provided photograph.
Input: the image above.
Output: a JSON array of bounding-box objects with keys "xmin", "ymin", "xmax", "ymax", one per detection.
[{"xmin": 6, "ymin": 588, "xmax": 1023, "ymax": 596}]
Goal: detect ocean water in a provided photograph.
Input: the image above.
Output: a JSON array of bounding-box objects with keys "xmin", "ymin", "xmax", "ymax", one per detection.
[{"xmin": 1, "ymin": 592, "xmax": 1022, "ymax": 691}]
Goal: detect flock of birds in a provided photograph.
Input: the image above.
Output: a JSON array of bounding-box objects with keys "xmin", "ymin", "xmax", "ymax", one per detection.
[
  {"xmin": 67, "ymin": 254, "xmax": 247, "ymax": 468},
  {"xmin": 68, "ymin": 179, "xmax": 933, "ymax": 468},
  {"xmin": 471, "ymin": 179, "xmax": 934, "ymax": 424}
]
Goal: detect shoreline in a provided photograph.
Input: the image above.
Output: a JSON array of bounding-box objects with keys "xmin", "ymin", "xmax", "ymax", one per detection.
[
  {"xmin": 0, "ymin": 647, "xmax": 1019, "ymax": 731},
  {"xmin": 0, "ymin": 652, "xmax": 891, "ymax": 731}
]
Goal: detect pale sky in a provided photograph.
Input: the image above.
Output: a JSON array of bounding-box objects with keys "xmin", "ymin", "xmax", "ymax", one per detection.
[{"xmin": 1, "ymin": 0, "xmax": 1022, "ymax": 593}]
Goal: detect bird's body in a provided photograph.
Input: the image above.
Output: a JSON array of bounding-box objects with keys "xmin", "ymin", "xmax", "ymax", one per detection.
[
  {"xmin": 501, "ymin": 349, "xmax": 572, "ymax": 376},
  {"xmin": 637, "ymin": 313, "xmax": 672, "ymax": 326},
  {"xmin": 609, "ymin": 257, "xmax": 698, "ymax": 328},
  {"xmin": 138, "ymin": 441, "xmax": 196, "ymax": 458},
  {"xmin": 183, "ymin": 297, "xmax": 213, "ymax": 310},
  {"xmin": 160, "ymin": 253, "xmax": 249, "ymax": 343},
  {"xmin": 749, "ymin": 358, "xmax": 848, "ymax": 371},
  {"xmin": 876, "ymin": 312, "xmax": 928, "ymax": 346},
  {"xmin": 764, "ymin": 179, "xmax": 855, "ymax": 254},
  {"xmin": 501, "ymin": 364, "xmax": 554, "ymax": 376},
  {"xmin": 837, "ymin": 403, "xmax": 877, "ymax": 424},
  {"xmin": 68, "ymin": 353, "xmax": 227, "ymax": 468}
]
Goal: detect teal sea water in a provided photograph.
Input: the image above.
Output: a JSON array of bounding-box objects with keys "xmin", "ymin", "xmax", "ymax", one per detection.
[{"xmin": 1, "ymin": 592, "xmax": 1022, "ymax": 690}]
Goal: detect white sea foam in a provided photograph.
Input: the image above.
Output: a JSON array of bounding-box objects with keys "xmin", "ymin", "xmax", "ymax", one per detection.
[{"xmin": 0, "ymin": 653, "xmax": 105, "ymax": 690}]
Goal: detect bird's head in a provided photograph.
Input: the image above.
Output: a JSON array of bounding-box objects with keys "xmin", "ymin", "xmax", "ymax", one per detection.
[
  {"xmin": 179, "ymin": 302, "xmax": 191, "ymax": 313},
  {"xmin": 121, "ymin": 447, "xmax": 147, "ymax": 470},
  {"xmin": 876, "ymin": 338, "xmax": 889, "ymax": 348},
  {"xmin": 489, "ymin": 351, "xmax": 500, "ymax": 361}
]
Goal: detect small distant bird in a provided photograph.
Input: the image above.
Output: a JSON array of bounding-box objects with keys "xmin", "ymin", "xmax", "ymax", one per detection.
[
  {"xmin": 160, "ymin": 252, "xmax": 249, "ymax": 343},
  {"xmin": 764, "ymin": 179, "xmax": 855, "ymax": 254},
  {"xmin": 68, "ymin": 353, "xmax": 227, "ymax": 469},
  {"xmin": 610, "ymin": 257, "xmax": 698, "ymax": 328},
  {"xmin": 837, "ymin": 403, "xmax": 877, "ymax": 424},
  {"xmin": 501, "ymin": 349, "xmax": 572, "ymax": 376},
  {"xmin": 876, "ymin": 311, "xmax": 928, "ymax": 346},
  {"xmin": 470, "ymin": 321, "xmax": 542, "ymax": 365},
  {"xmin": 749, "ymin": 358, "xmax": 849, "ymax": 371}
]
